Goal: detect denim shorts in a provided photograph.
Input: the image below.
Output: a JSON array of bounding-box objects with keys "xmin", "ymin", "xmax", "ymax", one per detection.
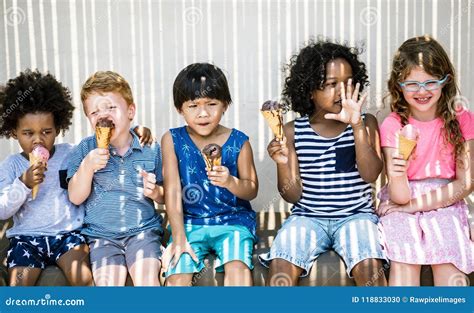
[
  {"xmin": 165, "ymin": 224, "xmax": 255, "ymax": 277},
  {"xmin": 87, "ymin": 229, "xmax": 163, "ymax": 271},
  {"xmin": 259, "ymin": 213, "xmax": 388, "ymax": 277}
]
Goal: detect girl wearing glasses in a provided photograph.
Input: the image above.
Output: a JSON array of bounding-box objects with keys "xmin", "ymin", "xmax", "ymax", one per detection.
[{"xmin": 377, "ymin": 36, "xmax": 474, "ymax": 286}]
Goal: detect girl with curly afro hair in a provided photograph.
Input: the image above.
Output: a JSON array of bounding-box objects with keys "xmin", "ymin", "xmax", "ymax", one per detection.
[
  {"xmin": 377, "ymin": 36, "xmax": 474, "ymax": 286},
  {"xmin": 260, "ymin": 38, "xmax": 388, "ymax": 286},
  {"xmin": 0, "ymin": 70, "xmax": 94, "ymax": 286}
]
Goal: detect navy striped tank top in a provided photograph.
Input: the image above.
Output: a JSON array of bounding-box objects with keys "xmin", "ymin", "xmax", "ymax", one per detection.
[{"xmin": 292, "ymin": 115, "xmax": 374, "ymax": 218}]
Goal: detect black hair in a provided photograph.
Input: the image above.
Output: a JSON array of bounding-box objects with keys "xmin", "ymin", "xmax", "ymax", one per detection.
[
  {"xmin": 172, "ymin": 63, "xmax": 232, "ymax": 110},
  {"xmin": 0, "ymin": 69, "xmax": 74, "ymax": 138},
  {"xmin": 282, "ymin": 38, "xmax": 369, "ymax": 117}
]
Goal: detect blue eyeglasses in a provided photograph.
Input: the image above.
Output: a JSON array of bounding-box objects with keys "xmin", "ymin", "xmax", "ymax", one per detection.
[{"xmin": 398, "ymin": 75, "xmax": 448, "ymax": 92}]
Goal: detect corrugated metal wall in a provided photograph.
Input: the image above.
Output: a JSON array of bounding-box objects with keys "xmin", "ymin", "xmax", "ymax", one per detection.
[{"xmin": 1, "ymin": 0, "xmax": 472, "ymax": 211}]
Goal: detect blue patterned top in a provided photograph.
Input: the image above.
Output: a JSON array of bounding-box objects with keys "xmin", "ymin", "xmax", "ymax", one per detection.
[{"xmin": 170, "ymin": 126, "xmax": 256, "ymax": 238}]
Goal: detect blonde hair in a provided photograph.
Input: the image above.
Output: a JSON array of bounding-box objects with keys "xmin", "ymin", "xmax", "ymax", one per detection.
[
  {"xmin": 385, "ymin": 35, "xmax": 464, "ymax": 158},
  {"xmin": 81, "ymin": 71, "xmax": 134, "ymax": 106}
]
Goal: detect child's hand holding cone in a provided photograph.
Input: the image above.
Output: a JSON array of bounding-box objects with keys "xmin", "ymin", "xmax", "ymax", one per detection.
[
  {"xmin": 20, "ymin": 161, "xmax": 47, "ymax": 197},
  {"xmin": 85, "ymin": 148, "xmax": 110, "ymax": 173},
  {"xmin": 267, "ymin": 136, "xmax": 289, "ymax": 164}
]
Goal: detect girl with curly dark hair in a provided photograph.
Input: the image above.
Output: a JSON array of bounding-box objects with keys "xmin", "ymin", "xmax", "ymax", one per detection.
[
  {"xmin": 259, "ymin": 39, "xmax": 387, "ymax": 286},
  {"xmin": 377, "ymin": 36, "xmax": 474, "ymax": 286},
  {"xmin": 0, "ymin": 69, "xmax": 94, "ymax": 286}
]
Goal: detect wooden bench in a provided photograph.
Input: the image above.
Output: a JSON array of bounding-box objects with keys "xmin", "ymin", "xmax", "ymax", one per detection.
[{"xmin": 2, "ymin": 205, "xmax": 473, "ymax": 286}]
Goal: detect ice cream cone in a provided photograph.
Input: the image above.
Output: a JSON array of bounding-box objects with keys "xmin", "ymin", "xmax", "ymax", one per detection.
[
  {"xmin": 261, "ymin": 109, "xmax": 284, "ymax": 140},
  {"xmin": 29, "ymin": 153, "xmax": 41, "ymax": 199},
  {"xmin": 203, "ymin": 155, "xmax": 222, "ymax": 171},
  {"xmin": 29, "ymin": 145, "xmax": 50, "ymax": 200},
  {"xmin": 398, "ymin": 135, "xmax": 417, "ymax": 160},
  {"xmin": 95, "ymin": 126, "xmax": 112, "ymax": 149},
  {"xmin": 202, "ymin": 144, "xmax": 222, "ymax": 171}
]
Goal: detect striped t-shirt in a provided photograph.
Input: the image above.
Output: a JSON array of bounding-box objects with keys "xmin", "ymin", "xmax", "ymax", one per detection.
[
  {"xmin": 66, "ymin": 131, "xmax": 163, "ymax": 239},
  {"xmin": 292, "ymin": 116, "xmax": 374, "ymax": 218}
]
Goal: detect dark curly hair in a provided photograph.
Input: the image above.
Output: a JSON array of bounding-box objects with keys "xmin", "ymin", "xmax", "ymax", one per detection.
[
  {"xmin": 0, "ymin": 69, "xmax": 74, "ymax": 138},
  {"xmin": 282, "ymin": 38, "xmax": 369, "ymax": 117}
]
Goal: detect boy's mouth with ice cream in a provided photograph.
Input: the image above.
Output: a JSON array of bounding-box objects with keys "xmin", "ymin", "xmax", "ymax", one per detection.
[{"xmin": 95, "ymin": 117, "xmax": 115, "ymax": 149}]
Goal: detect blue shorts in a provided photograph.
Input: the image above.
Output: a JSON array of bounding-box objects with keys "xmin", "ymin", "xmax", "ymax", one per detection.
[
  {"xmin": 165, "ymin": 224, "xmax": 255, "ymax": 277},
  {"xmin": 7, "ymin": 231, "xmax": 86, "ymax": 269},
  {"xmin": 259, "ymin": 213, "xmax": 388, "ymax": 277}
]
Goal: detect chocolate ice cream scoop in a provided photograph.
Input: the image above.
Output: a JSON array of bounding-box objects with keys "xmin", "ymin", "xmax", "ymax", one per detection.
[
  {"xmin": 96, "ymin": 118, "xmax": 115, "ymax": 128},
  {"xmin": 202, "ymin": 144, "xmax": 222, "ymax": 159},
  {"xmin": 202, "ymin": 144, "xmax": 222, "ymax": 171},
  {"xmin": 261, "ymin": 100, "xmax": 282, "ymax": 111}
]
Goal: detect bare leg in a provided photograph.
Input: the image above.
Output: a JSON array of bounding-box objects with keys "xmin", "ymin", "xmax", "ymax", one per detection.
[
  {"xmin": 432, "ymin": 263, "xmax": 469, "ymax": 286},
  {"xmin": 351, "ymin": 258, "xmax": 387, "ymax": 286},
  {"xmin": 267, "ymin": 258, "xmax": 303, "ymax": 286},
  {"xmin": 9, "ymin": 267, "xmax": 42, "ymax": 286},
  {"xmin": 129, "ymin": 258, "xmax": 161, "ymax": 286},
  {"xmin": 223, "ymin": 260, "xmax": 252, "ymax": 286},
  {"xmin": 165, "ymin": 273, "xmax": 194, "ymax": 286},
  {"xmin": 93, "ymin": 265, "xmax": 128, "ymax": 286},
  {"xmin": 57, "ymin": 244, "xmax": 93, "ymax": 286},
  {"xmin": 388, "ymin": 261, "xmax": 421, "ymax": 286}
]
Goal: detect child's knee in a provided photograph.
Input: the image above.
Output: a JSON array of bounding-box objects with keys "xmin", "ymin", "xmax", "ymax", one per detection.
[
  {"xmin": 352, "ymin": 258, "xmax": 386, "ymax": 277},
  {"xmin": 224, "ymin": 260, "xmax": 250, "ymax": 273},
  {"xmin": 165, "ymin": 273, "xmax": 193, "ymax": 286},
  {"xmin": 71, "ymin": 269, "xmax": 94, "ymax": 286}
]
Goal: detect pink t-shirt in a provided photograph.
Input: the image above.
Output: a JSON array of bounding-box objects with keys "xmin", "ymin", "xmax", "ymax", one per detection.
[{"xmin": 380, "ymin": 109, "xmax": 474, "ymax": 180}]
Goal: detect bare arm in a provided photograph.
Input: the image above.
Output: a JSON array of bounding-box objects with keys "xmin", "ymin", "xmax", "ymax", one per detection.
[
  {"xmin": 161, "ymin": 131, "xmax": 198, "ymax": 268},
  {"xmin": 68, "ymin": 148, "xmax": 109, "ymax": 205},
  {"xmin": 267, "ymin": 121, "xmax": 302, "ymax": 203},
  {"xmin": 352, "ymin": 113, "xmax": 383, "ymax": 183},
  {"xmin": 162, "ymin": 132, "xmax": 186, "ymax": 241}
]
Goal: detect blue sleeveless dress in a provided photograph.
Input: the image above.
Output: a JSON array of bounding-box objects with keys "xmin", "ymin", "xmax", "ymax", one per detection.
[{"xmin": 170, "ymin": 126, "xmax": 256, "ymax": 237}]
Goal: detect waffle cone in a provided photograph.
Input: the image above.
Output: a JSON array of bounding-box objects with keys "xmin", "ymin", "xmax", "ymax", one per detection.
[
  {"xmin": 29, "ymin": 153, "xmax": 44, "ymax": 199},
  {"xmin": 398, "ymin": 135, "xmax": 417, "ymax": 160},
  {"xmin": 96, "ymin": 127, "xmax": 112, "ymax": 149},
  {"xmin": 203, "ymin": 155, "xmax": 221, "ymax": 171},
  {"xmin": 261, "ymin": 109, "xmax": 283, "ymax": 139}
]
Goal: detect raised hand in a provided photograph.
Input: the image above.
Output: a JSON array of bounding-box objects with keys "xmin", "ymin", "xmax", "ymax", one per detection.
[{"xmin": 324, "ymin": 79, "xmax": 367, "ymax": 125}]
